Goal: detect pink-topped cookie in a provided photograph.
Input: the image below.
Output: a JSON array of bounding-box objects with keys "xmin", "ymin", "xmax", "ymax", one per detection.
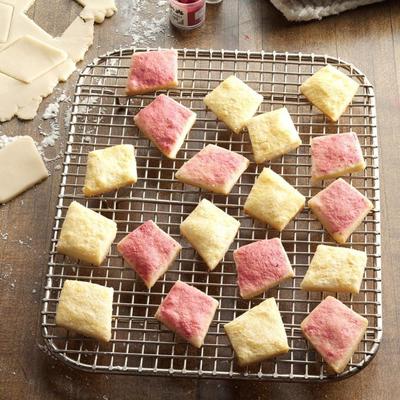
[
  {"xmin": 175, "ymin": 144, "xmax": 249, "ymax": 195},
  {"xmin": 155, "ymin": 281, "xmax": 219, "ymax": 348},
  {"xmin": 126, "ymin": 50, "xmax": 178, "ymax": 95},
  {"xmin": 308, "ymin": 178, "xmax": 373, "ymax": 244},
  {"xmin": 301, "ymin": 296, "xmax": 368, "ymax": 374},
  {"xmin": 233, "ymin": 238, "xmax": 294, "ymax": 299},
  {"xmin": 134, "ymin": 94, "xmax": 197, "ymax": 159},
  {"xmin": 311, "ymin": 132, "xmax": 366, "ymax": 182},
  {"xmin": 117, "ymin": 220, "xmax": 181, "ymax": 289}
]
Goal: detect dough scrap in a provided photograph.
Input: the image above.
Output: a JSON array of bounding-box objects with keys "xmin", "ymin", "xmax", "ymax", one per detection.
[
  {"xmin": 0, "ymin": 136, "xmax": 48, "ymax": 203},
  {"xmin": 0, "ymin": 0, "xmax": 115, "ymax": 122},
  {"xmin": 0, "ymin": 35, "xmax": 67, "ymax": 83},
  {"xmin": 0, "ymin": 2, "xmax": 14, "ymax": 43},
  {"xmin": 75, "ymin": 0, "xmax": 117, "ymax": 23},
  {"xmin": 224, "ymin": 298, "xmax": 289, "ymax": 366},
  {"xmin": 55, "ymin": 280, "xmax": 114, "ymax": 342}
]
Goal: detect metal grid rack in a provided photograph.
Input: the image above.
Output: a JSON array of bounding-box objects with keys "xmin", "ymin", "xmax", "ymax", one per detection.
[{"xmin": 41, "ymin": 48, "xmax": 382, "ymax": 381}]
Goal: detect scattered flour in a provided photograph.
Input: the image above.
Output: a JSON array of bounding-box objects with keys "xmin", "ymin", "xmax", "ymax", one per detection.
[
  {"xmin": 0, "ymin": 232, "xmax": 8, "ymax": 240},
  {"xmin": 42, "ymin": 102, "xmax": 60, "ymax": 120},
  {"xmin": 121, "ymin": 0, "xmax": 172, "ymax": 45},
  {"xmin": 0, "ymin": 135, "xmax": 19, "ymax": 150}
]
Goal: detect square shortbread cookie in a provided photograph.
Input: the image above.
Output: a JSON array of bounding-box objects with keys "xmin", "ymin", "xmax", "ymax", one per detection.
[
  {"xmin": 300, "ymin": 64, "xmax": 359, "ymax": 122},
  {"xmin": 180, "ymin": 199, "xmax": 240, "ymax": 270},
  {"xmin": 245, "ymin": 107, "xmax": 302, "ymax": 163},
  {"xmin": 57, "ymin": 201, "xmax": 117, "ymax": 266},
  {"xmin": 301, "ymin": 296, "xmax": 368, "ymax": 374},
  {"xmin": 233, "ymin": 238, "xmax": 294, "ymax": 299},
  {"xmin": 117, "ymin": 220, "xmax": 182, "ymax": 289},
  {"xmin": 311, "ymin": 132, "xmax": 366, "ymax": 182},
  {"xmin": 175, "ymin": 144, "xmax": 249, "ymax": 195},
  {"xmin": 308, "ymin": 178, "xmax": 373, "ymax": 244},
  {"xmin": 204, "ymin": 75, "xmax": 263, "ymax": 134},
  {"xmin": 134, "ymin": 94, "xmax": 196, "ymax": 159},
  {"xmin": 55, "ymin": 280, "xmax": 114, "ymax": 342},
  {"xmin": 83, "ymin": 144, "xmax": 137, "ymax": 196},
  {"xmin": 0, "ymin": 35, "xmax": 67, "ymax": 83},
  {"xmin": 0, "ymin": 136, "xmax": 48, "ymax": 204},
  {"xmin": 301, "ymin": 244, "xmax": 367, "ymax": 294},
  {"xmin": 155, "ymin": 280, "xmax": 219, "ymax": 348},
  {"xmin": 126, "ymin": 49, "xmax": 178, "ymax": 95},
  {"xmin": 244, "ymin": 168, "xmax": 305, "ymax": 231},
  {"xmin": 224, "ymin": 298, "xmax": 289, "ymax": 366}
]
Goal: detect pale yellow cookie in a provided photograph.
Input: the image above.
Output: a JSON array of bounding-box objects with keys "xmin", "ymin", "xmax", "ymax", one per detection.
[
  {"xmin": 55, "ymin": 280, "xmax": 114, "ymax": 342},
  {"xmin": 204, "ymin": 75, "xmax": 263, "ymax": 134},
  {"xmin": 300, "ymin": 64, "xmax": 359, "ymax": 122},
  {"xmin": 244, "ymin": 168, "xmax": 305, "ymax": 231},
  {"xmin": 224, "ymin": 298, "xmax": 289, "ymax": 366},
  {"xmin": 180, "ymin": 199, "xmax": 240, "ymax": 270},
  {"xmin": 57, "ymin": 201, "xmax": 117, "ymax": 266},
  {"xmin": 83, "ymin": 144, "xmax": 137, "ymax": 196},
  {"xmin": 245, "ymin": 107, "xmax": 302, "ymax": 163},
  {"xmin": 301, "ymin": 245, "xmax": 367, "ymax": 294}
]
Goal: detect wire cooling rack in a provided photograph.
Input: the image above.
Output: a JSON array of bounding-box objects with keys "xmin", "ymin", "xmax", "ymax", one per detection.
[{"xmin": 41, "ymin": 48, "xmax": 381, "ymax": 381}]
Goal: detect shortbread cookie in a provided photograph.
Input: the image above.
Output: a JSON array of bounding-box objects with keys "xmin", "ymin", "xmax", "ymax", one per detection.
[
  {"xmin": 204, "ymin": 75, "xmax": 263, "ymax": 134},
  {"xmin": 308, "ymin": 178, "xmax": 373, "ymax": 244},
  {"xmin": 234, "ymin": 238, "xmax": 294, "ymax": 299},
  {"xmin": 245, "ymin": 107, "xmax": 302, "ymax": 163},
  {"xmin": 224, "ymin": 298, "xmax": 289, "ymax": 366},
  {"xmin": 180, "ymin": 199, "xmax": 240, "ymax": 270},
  {"xmin": 55, "ymin": 280, "xmax": 114, "ymax": 342},
  {"xmin": 117, "ymin": 220, "xmax": 181, "ymax": 288},
  {"xmin": 301, "ymin": 296, "xmax": 368, "ymax": 373},
  {"xmin": 126, "ymin": 49, "xmax": 178, "ymax": 95},
  {"xmin": 300, "ymin": 64, "xmax": 359, "ymax": 122},
  {"xmin": 301, "ymin": 244, "xmax": 367, "ymax": 294},
  {"xmin": 175, "ymin": 144, "xmax": 249, "ymax": 195},
  {"xmin": 134, "ymin": 94, "xmax": 196, "ymax": 159},
  {"xmin": 244, "ymin": 168, "xmax": 305, "ymax": 231},
  {"xmin": 311, "ymin": 132, "xmax": 366, "ymax": 182},
  {"xmin": 83, "ymin": 144, "xmax": 137, "ymax": 196},
  {"xmin": 155, "ymin": 280, "xmax": 219, "ymax": 348},
  {"xmin": 57, "ymin": 201, "xmax": 117, "ymax": 266}
]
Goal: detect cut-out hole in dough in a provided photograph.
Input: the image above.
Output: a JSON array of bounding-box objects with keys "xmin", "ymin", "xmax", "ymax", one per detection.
[
  {"xmin": 0, "ymin": 2, "xmax": 14, "ymax": 43},
  {"xmin": 26, "ymin": 0, "xmax": 82, "ymax": 37}
]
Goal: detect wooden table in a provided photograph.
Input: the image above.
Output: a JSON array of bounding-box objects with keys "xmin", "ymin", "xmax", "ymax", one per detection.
[{"xmin": 1, "ymin": 1, "xmax": 399, "ymax": 399}]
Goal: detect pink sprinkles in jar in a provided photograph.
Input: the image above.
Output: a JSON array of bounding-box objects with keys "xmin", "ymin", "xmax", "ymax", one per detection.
[{"xmin": 169, "ymin": 0, "xmax": 206, "ymax": 30}]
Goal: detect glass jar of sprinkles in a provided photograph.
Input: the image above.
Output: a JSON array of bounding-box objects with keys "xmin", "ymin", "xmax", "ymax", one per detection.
[{"xmin": 169, "ymin": 0, "xmax": 206, "ymax": 30}]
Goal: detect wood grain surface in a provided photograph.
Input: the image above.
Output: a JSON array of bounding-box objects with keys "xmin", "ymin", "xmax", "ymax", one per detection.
[{"xmin": 0, "ymin": 0, "xmax": 399, "ymax": 399}]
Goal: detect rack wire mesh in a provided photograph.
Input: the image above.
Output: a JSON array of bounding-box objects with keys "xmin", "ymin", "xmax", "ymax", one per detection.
[{"xmin": 41, "ymin": 48, "xmax": 381, "ymax": 381}]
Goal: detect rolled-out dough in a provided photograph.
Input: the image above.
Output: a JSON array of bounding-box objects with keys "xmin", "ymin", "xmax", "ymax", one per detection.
[
  {"xmin": 0, "ymin": 0, "xmax": 116, "ymax": 122},
  {"xmin": 0, "ymin": 35, "xmax": 67, "ymax": 83},
  {"xmin": 0, "ymin": 3, "xmax": 14, "ymax": 43},
  {"xmin": 76, "ymin": 0, "xmax": 117, "ymax": 23},
  {"xmin": 0, "ymin": 136, "xmax": 48, "ymax": 204}
]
